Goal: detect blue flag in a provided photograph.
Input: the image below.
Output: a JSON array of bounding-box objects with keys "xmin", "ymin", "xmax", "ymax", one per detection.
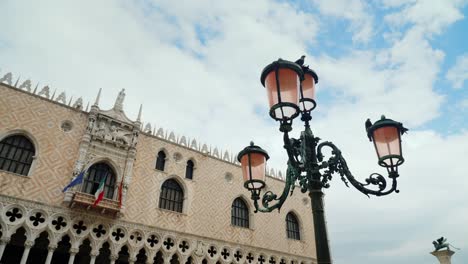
[{"xmin": 62, "ymin": 170, "xmax": 85, "ymax": 192}]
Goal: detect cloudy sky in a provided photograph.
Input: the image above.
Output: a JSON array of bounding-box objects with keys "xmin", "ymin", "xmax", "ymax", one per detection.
[{"xmin": 1, "ymin": 0, "xmax": 468, "ymax": 263}]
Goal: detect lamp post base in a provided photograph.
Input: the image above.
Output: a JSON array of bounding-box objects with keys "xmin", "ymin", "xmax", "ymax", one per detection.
[{"xmin": 430, "ymin": 249, "xmax": 455, "ymax": 264}]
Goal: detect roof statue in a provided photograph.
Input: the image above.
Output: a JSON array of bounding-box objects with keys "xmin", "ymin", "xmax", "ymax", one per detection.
[
  {"xmin": 114, "ymin": 88, "xmax": 126, "ymax": 112},
  {"xmin": 432, "ymin": 237, "xmax": 460, "ymax": 251}
]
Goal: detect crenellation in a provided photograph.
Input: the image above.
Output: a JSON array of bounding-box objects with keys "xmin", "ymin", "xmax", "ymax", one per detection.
[
  {"xmin": 73, "ymin": 97, "xmax": 83, "ymax": 110},
  {"xmin": 37, "ymin": 85, "xmax": 50, "ymax": 98},
  {"xmin": 18, "ymin": 79, "xmax": 32, "ymax": 92},
  {"xmin": 190, "ymin": 139, "xmax": 197, "ymax": 150},
  {"xmin": 56, "ymin": 91, "xmax": 67, "ymax": 104},
  {"xmin": 223, "ymin": 151, "xmax": 230, "ymax": 162},
  {"xmin": 168, "ymin": 131, "xmax": 176, "ymax": 142},
  {"xmin": 213, "ymin": 147, "xmax": 219, "ymax": 158},
  {"xmin": 144, "ymin": 123, "xmax": 152, "ymax": 134},
  {"xmin": 0, "ymin": 72, "xmax": 13, "ymax": 85},
  {"xmin": 179, "ymin": 136, "xmax": 187, "ymax": 147}
]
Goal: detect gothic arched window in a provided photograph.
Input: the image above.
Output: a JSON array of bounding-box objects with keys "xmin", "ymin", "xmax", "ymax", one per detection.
[
  {"xmin": 155, "ymin": 151, "xmax": 166, "ymax": 171},
  {"xmin": 82, "ymin": 163, "xmax": 116, "ymax": 199},
  {"xmin": 159, "ymin": 179, "xmax": 184, "ymax": 212},
  {"xmin": 0, "ymin": 135, "xmax": 35, "ymax": 176},
  {"xmin": 231, "ymin": 198, "xmax": 249, "ymax": 228},
  {"xmin": 185, "ymin": 160, "xmax": 194, "ymax": 179},
  {"xmin": 286, "ymin": 212, "xmax": 301, "ymax": 240}
]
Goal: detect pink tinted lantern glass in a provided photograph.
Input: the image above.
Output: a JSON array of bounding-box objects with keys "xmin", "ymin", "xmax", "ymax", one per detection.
[
  {"xmin": 265, "ymin": 68, "xmax": 300, "ymax": 119},
  {"xmin": 372, "ymin": 126, "xmax": 401, "ymax": 167},
  {"xmin": 300, "ymin": 73, "xmax": 316, "ymax": 111},
  {"xmin": 240, "ymin": 152, "xmax": 267, "ymax": 190}
]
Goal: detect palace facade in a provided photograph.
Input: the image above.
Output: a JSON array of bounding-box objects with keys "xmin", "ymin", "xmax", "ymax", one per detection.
[{"xmin": 0, "ymin": 72, "xmax": 317, "ymax": 264}]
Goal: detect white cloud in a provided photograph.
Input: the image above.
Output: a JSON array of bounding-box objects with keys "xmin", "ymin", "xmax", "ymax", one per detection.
[
  {"xmin": 310, "ymin": 0, "xmax": 373, "ymax": 43},
  {"xmin": 446, "ymin": 53, "xmax": 468, "ymax": 89},
  {"xmin": 384, "ymin": 0, "xmax": 467, "ymax": 35}
]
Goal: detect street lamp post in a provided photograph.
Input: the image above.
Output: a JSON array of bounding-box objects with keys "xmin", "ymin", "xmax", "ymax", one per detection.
[{"xmin": 237, "ymin": 57, "xmax": 408, "ymax": 264}]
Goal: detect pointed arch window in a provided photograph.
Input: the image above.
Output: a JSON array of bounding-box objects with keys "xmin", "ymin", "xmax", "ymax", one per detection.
[
  {"xmin": 159, "ymin": 179, "xmax": 184, "ymax": 212},
  {"xmin": 286, "ymin": 212, "xmax": 301, "ymax": 240},
  {"xmin": 82, "ymin": 163, "xmax": 116, "ymax": 199},
  {"xmin": 155, "ymin": 151, "xmax": 166, "ymax": 171},
  {"xmin": 185, "ymin": 160, "xmax": 194, "ymax": 179},
  {"xmin": 0, "ymin": 135, "xmax": 35, "ymax": 176},
  {"xmin": 231, "ymin": 198, "xmax": 249, "ymax": 228}
]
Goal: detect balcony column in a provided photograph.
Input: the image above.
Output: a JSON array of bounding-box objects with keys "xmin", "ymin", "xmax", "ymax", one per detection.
[
  {"xmin": 44, "ymin": 244, "xmax": 57, "ymax": 264},
  {"xmin": 0, "ymin": 237, "xmax": 11, "ymax": 260},
  {"xmin": 111, "ymin": 253, "xmax": 119, "ymax": 264},
  {"xmin": 20, "ymin": 240, "xmax": 34, "ymax": 264},
  {"xmin": 89, "ymin": 250, "xmax": 99, "ymax": 264},
  {"xmin": 68, "ymin": 247, "xmax": 79, "ymax": 264}
]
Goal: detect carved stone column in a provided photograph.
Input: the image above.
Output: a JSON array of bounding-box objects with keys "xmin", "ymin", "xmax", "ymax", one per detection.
[
  {"xmin": 45, "ymin": 244, "xmax": 57, "ymax": 264},
  {"xmin": 431, "ymin": 249, "xmax": 455, "ymax": 264},
  {"xmin": 163, "ymin": 254, "xmax": 172, "ymax": 264},
  {"xmin": 20, "ymin": 240, "xmax": 34, "ymax": 264},
  {"xmin": 129, "ymin": 256, "xmax": 137, "ymax": 264},
  {"xmin": 111, "ymin": 253, "xmax": 119, "ymax": 264},
  {"xmin": 0, "ymin": 237, "xmax": 11, "ymax": 260},
  {"xmin": 68, "ymin": 247, "xmax": 79, "ymax": 264},
  {"xmin": 89, "ymin": 250, "xmax": 99, "ymax": 264}
]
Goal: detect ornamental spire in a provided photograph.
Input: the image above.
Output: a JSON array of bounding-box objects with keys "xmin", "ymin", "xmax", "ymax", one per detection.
[
  {"xmin": 137, "ymin": 104, "xmax": 142, "ymax": 122},
  {"xmin": 94, "ymin": 88, "xmax": 102, "ymax": 107}
]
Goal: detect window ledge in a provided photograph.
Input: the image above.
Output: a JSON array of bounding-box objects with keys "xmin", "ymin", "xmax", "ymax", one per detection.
[
  {"xmin": 230, "ymin": 224, "xmax": 254, "ymax": 231},
  {"xmin": 0, "ymin": 170, "xmax": 31, "ymax": 178},
  {"xmin": 155, "ymin": 207, "xmax": 187, "ymax": 216}
]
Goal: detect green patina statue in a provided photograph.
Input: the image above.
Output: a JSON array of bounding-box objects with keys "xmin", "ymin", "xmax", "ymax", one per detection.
[
  {"xmin": 433, "ymin": 237, "xmax": 449, "ymax": 251},
  {"xmin": 433, "ymin": 237, "xmax": 460, "ymax": 251}
]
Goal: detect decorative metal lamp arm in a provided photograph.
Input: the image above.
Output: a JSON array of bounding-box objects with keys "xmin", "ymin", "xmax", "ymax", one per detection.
[
  {"xmin": 252, "ymin": 164, "xmax": 300, "ymax": 213},
  {"xmin": 317, "ymin": 141, "xmax": 399, "ymax": 197}
]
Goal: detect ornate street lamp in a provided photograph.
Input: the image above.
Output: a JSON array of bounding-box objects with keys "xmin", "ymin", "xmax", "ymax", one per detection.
[{"xmin": 238, "ymin": 57, "xmax": 408, "ymax": 264}]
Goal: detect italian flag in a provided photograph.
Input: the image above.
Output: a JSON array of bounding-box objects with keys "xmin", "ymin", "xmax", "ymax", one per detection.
[{"xmin": 93, "ymin": 176, "xmax": 107, "ymax": 206}]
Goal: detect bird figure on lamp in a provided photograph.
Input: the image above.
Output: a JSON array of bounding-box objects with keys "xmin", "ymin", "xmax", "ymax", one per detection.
[{"xmin": 295, "ymin": 55, "xmax": 306, "ymax": 66}]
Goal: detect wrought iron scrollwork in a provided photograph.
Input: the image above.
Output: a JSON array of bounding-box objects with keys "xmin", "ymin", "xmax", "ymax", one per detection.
[
  {"xmin": 251, "ymin": 125, "xmax": 400, "ymax": 213},
  {"xmin": 317, "ymin": 141, "xmax": 399, "ymax": 197}
]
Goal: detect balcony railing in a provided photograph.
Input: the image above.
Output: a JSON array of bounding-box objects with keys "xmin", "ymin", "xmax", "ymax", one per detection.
[{"xmin": 71, "ymin": 192, "xmax": 121, "ymax": 217}]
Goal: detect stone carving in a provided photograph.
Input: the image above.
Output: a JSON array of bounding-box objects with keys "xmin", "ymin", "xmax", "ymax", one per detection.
[
  {"xmin": 194, "ymin": 241, "xmax": 205, "ymax": 257},
  {"xmin": 89, "ymin": 118, "xmax": 135, "ymax": 146},
  {"xmin": 18, "ymin": 80, "xmax": 32, "ymax": 91},
  {"xmin": 95, "ymin": 121, "xmax": 108, "ymax": 139},
  {"xmin": 73, "ymin": 97, "xmax": 83, "ymax": 110},
  {"xmin": 0, "ymin": 72, "xmax": 12, "ymax": 85},
  {"xmin": 110, "ymin": 125, "xmax": 131, "ymax": 145},
  {"xmin": 223, "ymin": 151, "xmax": 230, "ymax": 161},
  {"xmin": 38, "ymin": 86, "xmax": 50, "ymax": 98},
  {"xmin": 56, "ymin": 92, "xmax": 67, "ymax": 104}
]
